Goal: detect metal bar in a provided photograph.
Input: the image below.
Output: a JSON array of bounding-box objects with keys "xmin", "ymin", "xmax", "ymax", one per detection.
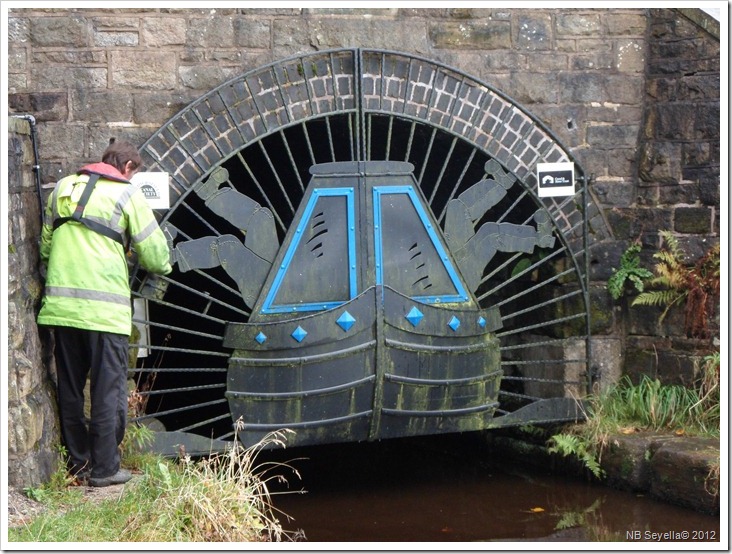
[
  {"xmin": 175, "ymin": 412, "xmax": 233, "ymax": 433},
  {"xmin": 582, "ymin": 173, "xmax": 593, "ymax": 394},
  {"xmin": 501, "ymin": 360, "xmax": 587, "ymax": 368},
  {"xmin": 381, "ymin": 401, "xmax": 499, "ymax": 418},
  {"xmin": 178, "ymin": 199, "xmax": 219, "ymax": 236},
  {"xmin": 385, "ymin": 115, "xmax": 393, "ymax": 160},
  {"xmin": 325, "ymin": 114, "xmax": 336, "ymax": 161},
  {"xmin": 404, "ymin": 120, "xmax": 416, "ymax": 163},
  {"xmin": 240, "ymin": 410, "xmax": 372, "ymax": 430},
  {"xmin": 496, "ymin": 269, "xmax": 572, "ymax": 307},
  {"xmin": 132, "ymin": 398, "xmax": 229, "ymax": 420},
  {"xmin": 134, "ymin": 367, "xmax": 227, "ymax": 373},
  {"xmin": 226, "ymin": 375, "xmax": 374, "ymax": 399},
  {"xmin": 257, "ymin": 140, "xmax": 296, "ymax": 215},
  {"xmin": 500, "ymin": 336, "xmax": 587, "ymax": 351},
  {"xmin": 436, "ymin": 148, "xmax": 477, "ymax": 224},
  {"xmin": 417, "ymin": 127, "xmax": 437, "ymax": 185},
  {"xmin": 131, "ymin": 295, "xmax": 228, "ymax": 325},
  {"xmin": 496, "ymin": 312, "xmax": 586, "ymax": 338},
  {"xmin": 428, "ymin": 136, "xmax": 457, "ymax": 205},
  {"xmin": 135, "ymin": 383, "xmax": 225, "ymax": 396},
  {"xmin": 131, "ymin": 318, "xmax": 224, "ymax": 341},
  {"xmin": 384, "ymin": 369, "xmax": 502, "ymax": 386},
  {"xmin": 499, "ymin": 289, "xmax": 583, "ymax": 321},
  {"xmin": 229, "ymin": 340, "xmax": 375, "ymax": 366},
  {"xmin": 479, "ymin": 247, "xmax": 568, "ymax": 301},
  {"xmin": 137, "ymin": 273, "xmax": 250, "ymax": 317},
  {"xmin": 301, "ymin": 121, "xmax": 317, "ymax": 166},
  {"xmin": 128, "ymin": 343, "xmax": 230, "ymax": 358},
  {"xmin": 236, "ymin": 151, "xmax": 287, "ymax": 233},
  {"xmin": 497, "ymin": 390, "xmax": 542, "ymax": 402},
  {"xmin": 279, "ymin": 129, "xmax": 306, "ymax": 193}
]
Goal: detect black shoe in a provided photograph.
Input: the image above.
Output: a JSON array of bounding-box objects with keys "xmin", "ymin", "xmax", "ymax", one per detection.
[{"xmin": 89, "ymin": 469, "xmax": 133, "ymax": 488}]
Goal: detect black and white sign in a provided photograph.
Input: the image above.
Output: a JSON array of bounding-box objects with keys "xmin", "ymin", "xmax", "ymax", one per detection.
[
  {"xmin": 536, "ymin": 162, "xmax": 575, "ymax": 198},
  {"xmin": 131, "ymin": 172, "xmax": 170, "ymax": 209}
]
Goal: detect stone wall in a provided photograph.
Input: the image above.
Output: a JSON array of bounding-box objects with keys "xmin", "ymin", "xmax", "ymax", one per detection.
[
  {"xmin": 594, "ymin": 9, "xmax": 721, "ymax": 387},
  {"xmin": 6, "ymin": 7, "xmax": 720, "ymax": 487},
  {"xmin": 7, "ymin": 116, "xmax": 60, "ymax": 487}
]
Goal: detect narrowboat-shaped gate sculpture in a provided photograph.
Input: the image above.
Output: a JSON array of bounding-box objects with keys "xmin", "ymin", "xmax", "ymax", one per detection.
[{"xmin": 129, "ymin": 49, "xmax": 606, "ymax": 454}]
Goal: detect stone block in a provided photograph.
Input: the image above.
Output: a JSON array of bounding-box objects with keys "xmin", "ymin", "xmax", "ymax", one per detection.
[
  {"xmin": 638, "ymin": 141, "xmax": 682, "ymax": 184},
  {"xmin": 9, "ymin": 48, "xmax": 25, "ymax": 72},
  {"xmin": 674, "ymin": 207, "xmax": 711, "ymax": 234},
  {"xmin": 185, "ymin": 17, "xmax": 235, "ymax": 48},
  {"xmin": 515, "ymin": 13, "xmax": 552, "ymax": 51},
  {"xmin": 429, "ymin": 21, "xmax": 510, "ymax": 49},
  {"xmin": 556, "ymin": 13, "xmax": 601, "ymax": 36},
  {"xmin": 31, "ymin": 67, "xmax": 107, "ymax": 92},
  {"xmin": 309, "ymin": 19, "xmax": 430, "ymax": 53},
  {"xmin": 178, "ymin": 65, "xmax": 239, "ymax": 91},
  {"xmin": 650, "ymin": 438, "xmax": 720, "ymax": 514},
  {"xmin": 111, "ymin": 51, "xmax": 176, "ymax": 90},
  {"xmin": 601, "ymin": 433, "xmax": 668, "ymax": 491},
  {"xmin": 31, "ymin": 50, "xmax": 108, "ymax": 65},
  {"xmin": 698, "ymin": 176, "xmax": 720, "ymax": 206},
  {"xmin": 30, "ymin": 15, "xmax": 88, "ymax": 48},
  {"xmin": 71, "ymin": 90, "xmax": 134, "ymax": 124},
  {"xmin": 8, "ymin": 16, "xmax": 29, "ymax": 43},
  {"xmin": 93, "ymin": 31, "xmax": 138, "ymax": 47},
  {"xmin": 132, "ymin": 92, "xmax": 198, "ymax": 125},
  {"xmin": 9, "ymin": 92, "xmax": 69, "ymax": 123},
  {"xmin": 615, "ymin": 40, "xmax": 645, "ymax": 73},
  {"xmin": 233, "ymin": 19, "xmax": 271, "ymax": 49},
  {"xmin": 590, "ymin": 337, "xmax": 623, "ymax": 392},
  {"xmin": 605, "ymin": 13, "xmax": 647, "ymax": 36},
  {"xmin": 141, "ymin": 17, "xmax": 187, "ymax": 46},
  {"xmin": 587, "ymin": 124, "xmax": 640, "ymax": 149},
  {"xmin": 36, "ymin": 124, "xmax": 87, "ymax": 159}
]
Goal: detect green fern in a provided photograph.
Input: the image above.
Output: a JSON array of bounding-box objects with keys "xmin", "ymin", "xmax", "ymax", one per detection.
[
  {"xmin": 607, "ymin": 242, "xmax": 653, "ymax": 300},
  {"xmin": 547, "ymin": 433, "xmax": 605, "ymax": 479}
]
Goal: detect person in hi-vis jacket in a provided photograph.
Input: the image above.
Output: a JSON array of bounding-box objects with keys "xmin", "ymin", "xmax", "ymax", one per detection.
[{"xmin": 37, "ymin": 139, "xmax": 171, "ymax": 487}]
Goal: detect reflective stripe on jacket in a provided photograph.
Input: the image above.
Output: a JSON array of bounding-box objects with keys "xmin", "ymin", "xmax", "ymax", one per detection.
[{"xmin": 37, "ymin": 163, "xmax": 172, "ymax": 335}]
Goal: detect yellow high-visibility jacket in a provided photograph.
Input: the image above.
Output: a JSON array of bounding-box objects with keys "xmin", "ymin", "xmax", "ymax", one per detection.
[{"xmin": 37, "ymin": 163, "xmax": 172, "ymax": 335}]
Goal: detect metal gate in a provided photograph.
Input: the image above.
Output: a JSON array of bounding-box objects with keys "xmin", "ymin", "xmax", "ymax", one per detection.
[{"xmin": 130, "ymin": 49, "xmax": 607, "ymax": 453}]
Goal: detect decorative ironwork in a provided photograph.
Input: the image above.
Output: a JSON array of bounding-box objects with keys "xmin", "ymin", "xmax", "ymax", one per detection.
[{"xmin": 130, "ymin": 48, "xmax": 607, "ymax": 452}]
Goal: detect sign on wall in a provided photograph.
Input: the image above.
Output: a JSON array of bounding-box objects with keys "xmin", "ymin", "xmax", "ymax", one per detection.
[
  {"xmin": 536, "ymin": 162, "xmax": 575, "ymax": 198},
  {"xmin": 132, "ymin": 172, "xmax": 170, "ymax": 209}
]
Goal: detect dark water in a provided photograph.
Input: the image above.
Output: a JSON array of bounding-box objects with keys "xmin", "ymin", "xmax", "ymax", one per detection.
[{"xmin": 261, "ymin": 432, "xmax": 721, "ymax": 544}]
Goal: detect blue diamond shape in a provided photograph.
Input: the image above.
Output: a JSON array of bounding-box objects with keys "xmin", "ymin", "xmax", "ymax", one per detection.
[
  {"xmin": 291, "ymin": 325, "xmax": 308, "ymax": 342},
  {"xmin": 477, "ymin": 316, "xmax": 486, "ymax": 328},
  {"xmin": 448, "ymin": 316, "xmax": 461, "ymax": 331},
  {"xmin": 336, "ymin": 310, "xmax": 356, "ymax": 332},
  {"xmin": 405, "ymin": 306, "xmax": 424, "ymax": 327},
  {"xmin": 255, "ymin": 332, "xmax": 267, "ymax": 344}
]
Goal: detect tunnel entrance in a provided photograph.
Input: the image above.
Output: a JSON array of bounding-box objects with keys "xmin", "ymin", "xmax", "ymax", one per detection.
[{"xmin": 129, "ymin": 49, "xmax": 608, "ymax": 452}]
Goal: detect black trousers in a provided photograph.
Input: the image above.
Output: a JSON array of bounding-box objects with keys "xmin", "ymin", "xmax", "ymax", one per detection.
[{"xmin": 53, "ymin": 327, "xmax": 129, "ymax": 479}]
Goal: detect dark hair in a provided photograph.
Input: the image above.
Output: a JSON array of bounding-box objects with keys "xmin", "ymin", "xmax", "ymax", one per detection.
[{"xmin": 101, "ymin": 138, "xmax": 143, "ymax": 173}]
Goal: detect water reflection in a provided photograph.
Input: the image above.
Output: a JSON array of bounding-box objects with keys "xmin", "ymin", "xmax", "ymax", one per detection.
[{"xmin": 262, "ymin": 432, "xmax": 720, "ymax": 543}]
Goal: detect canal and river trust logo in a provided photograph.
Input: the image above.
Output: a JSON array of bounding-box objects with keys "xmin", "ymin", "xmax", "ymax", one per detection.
[
  {"xmin": 131, "ymin": 172, "xmax": 170, "ymax": 210},
  {"xmin": 536, "ymin": 162, "xmax": 575, "ymax": 198}
]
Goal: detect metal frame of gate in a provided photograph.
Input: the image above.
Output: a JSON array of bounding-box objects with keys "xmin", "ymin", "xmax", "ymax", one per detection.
[{"xmin": 130, "ymin": 49, "xmax": 607, "ymax": 453}]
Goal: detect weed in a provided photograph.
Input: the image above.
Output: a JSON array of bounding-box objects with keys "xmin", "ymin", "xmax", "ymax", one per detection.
[
  {"xmin": 607, "ymin": 242, "xmax": 653, "ymax": 300},
  {"xmin": 9, "ymin": 420, "xmax": 304, "ymax": 543},
  {"xmin": 547, "ymin": 374, "xmax": 720, "ymax": 477},
  {"xmin": 632, "ymin": 231, "xmax": 720, "ymax": 338}
]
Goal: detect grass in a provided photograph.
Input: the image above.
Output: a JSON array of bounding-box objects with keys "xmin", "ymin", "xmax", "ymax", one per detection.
[
  {"xmin": 8, "ymin": 420, "xmax": 304, "ymax": 543},
  {"xmin": 548, "ymin": 354, "xmax": 720, "ymax": 478}
]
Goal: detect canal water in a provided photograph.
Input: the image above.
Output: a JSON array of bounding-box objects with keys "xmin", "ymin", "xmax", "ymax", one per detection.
[{"xmin": 263, "ymin": 432, "xmax": 721, "ymax": 544}]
